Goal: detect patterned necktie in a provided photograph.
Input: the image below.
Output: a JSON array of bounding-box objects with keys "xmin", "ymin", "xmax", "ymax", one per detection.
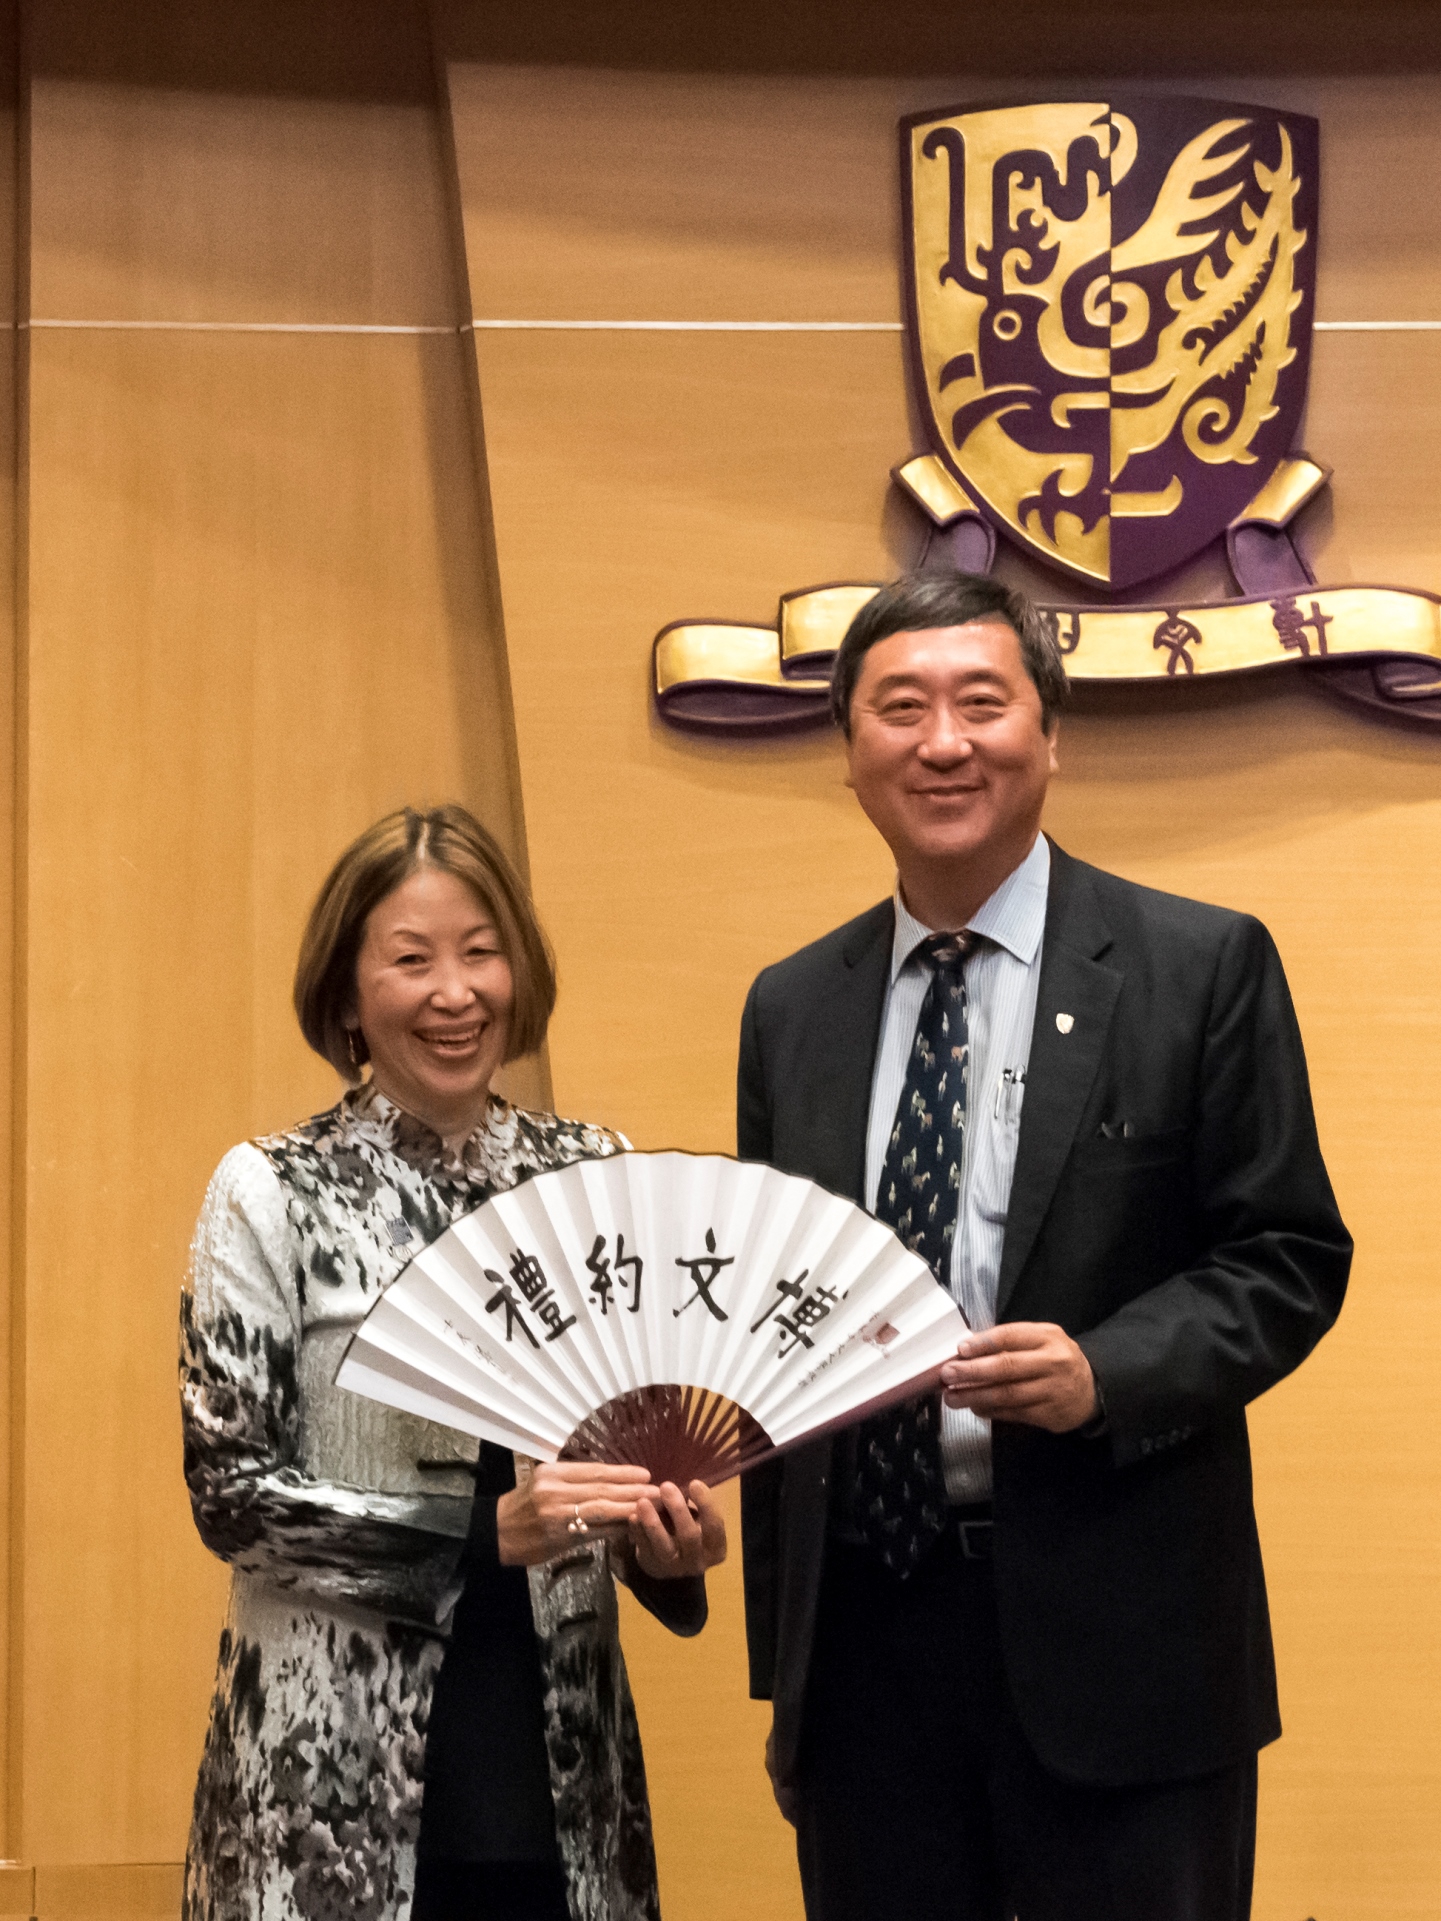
[{"xmin": 855, "ymin": 929, "xmax": 975, "ymax": 1576}]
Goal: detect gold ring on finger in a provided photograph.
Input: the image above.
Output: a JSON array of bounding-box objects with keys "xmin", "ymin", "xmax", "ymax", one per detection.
[{"xmin": 567, "ymin": 1502, "xmax": 589, "ymax": 1536}]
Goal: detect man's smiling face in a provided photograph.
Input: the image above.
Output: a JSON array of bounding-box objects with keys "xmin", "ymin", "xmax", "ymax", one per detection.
[{"xmin": 844, "ymin": 617, "xmax": 1059, "ymax": 890}]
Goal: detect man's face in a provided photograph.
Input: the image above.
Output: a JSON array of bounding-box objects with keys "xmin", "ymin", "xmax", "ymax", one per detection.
[{"xmin": 845, "ymin": 618, "xmax": 1059, "ymax": 878}]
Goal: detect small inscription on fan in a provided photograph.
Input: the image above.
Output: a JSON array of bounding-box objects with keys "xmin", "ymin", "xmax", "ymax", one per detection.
[
  {"xmin": 483, "ymin": 1248, "xmax": 578, "ymax": 1346},
  {"xmin": 795, "ymin": 1312, "xmax": 896, "ymax": 1390},
  {"xmin": 749, "ymin": 1269, "xmax": 845, "ymax": 1356},
  {"xmin": 585, "ymin": 1232, "xmax": 644, "ymax": 1315},
  {"xmin": 441, "ymin": 1317, "xmax": 523, "ymax": 1384},
  {"xmin": 673, "ymin": 1229, "xmax": 737, "ymax": 1321}
]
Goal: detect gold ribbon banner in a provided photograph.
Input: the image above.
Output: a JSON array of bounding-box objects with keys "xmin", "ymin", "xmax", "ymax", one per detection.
[{"xmin": 653, "ymin": 583, "xmax": 1441, "ymax": 731}]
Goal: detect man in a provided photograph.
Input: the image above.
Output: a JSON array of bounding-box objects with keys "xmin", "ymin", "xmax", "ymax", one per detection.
[{"xmin": 737, "ymin": 571, "xmax": 1350, "ymax": 1921}]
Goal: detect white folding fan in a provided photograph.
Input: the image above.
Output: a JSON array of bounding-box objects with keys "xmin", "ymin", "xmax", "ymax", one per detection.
[{"xmin": 336, "ymin": 1152, "xmax": 967, "ymax": 1487}]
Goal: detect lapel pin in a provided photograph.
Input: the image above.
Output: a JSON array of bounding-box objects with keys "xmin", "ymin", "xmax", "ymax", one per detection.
[{"xmin": 1055, "ymin": 1012, "xmax": 1074, "ymax": 1034}]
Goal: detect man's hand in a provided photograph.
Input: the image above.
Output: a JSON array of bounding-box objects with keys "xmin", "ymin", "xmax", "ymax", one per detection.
[
  {"xmin": 940, "ymin": 1322, "xmax": 1097, "ymax": 1433},
  {"xmin": 628, "ymin": 1478, "xmax": 728, "ymax": 1581}
]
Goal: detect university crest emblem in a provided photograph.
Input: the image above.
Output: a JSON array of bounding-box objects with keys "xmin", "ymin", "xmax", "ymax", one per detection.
[
  {"xmin": 651, "ymin": 93, "xmax": 1441, "ymax": 733},
  {"xmin": 902, "ymin": 98, "xmax": 1317, "ymax": 590}
]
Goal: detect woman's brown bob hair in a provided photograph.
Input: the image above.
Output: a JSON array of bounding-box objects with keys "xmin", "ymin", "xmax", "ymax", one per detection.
[{"xmin": 294, "ymin": 804, "xmax": 556, "ymax": 1081}]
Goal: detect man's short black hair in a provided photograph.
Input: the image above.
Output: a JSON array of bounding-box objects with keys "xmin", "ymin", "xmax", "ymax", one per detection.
[{"xmin": 829, "ymin": 571, "xmax": 1070, "ymax": 737}]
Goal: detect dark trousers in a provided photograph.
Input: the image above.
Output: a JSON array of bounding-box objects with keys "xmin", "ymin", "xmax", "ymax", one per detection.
[
  {"xmin": 411, "ymin": 1858, "xmax": 570, "ymax": 1921},
  {"xmin": 795, "ymin": 1528, "xmax": 1258, "ymax": 1921}
]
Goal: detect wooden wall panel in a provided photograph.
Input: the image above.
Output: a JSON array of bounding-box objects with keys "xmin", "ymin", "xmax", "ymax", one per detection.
[
  {"xmin": 14, "ymin": 0, "xmax": 533, "ymax": 1865},
  {"xmin": 1304, "ymin": 335, "xmax": 1441, "ymax": 587},
  {"xmin": 0, "ymin": 0, "xmax": 18, "ymax": 1863},
  {"xmin": 448, "ymin": 68, "xmax": 1441, "ymax": 326},
  {"xmin": 1044, "ymin": 681, "xmax": 1441, "ymax": 1919},
  {"xmin": 442, "ymin": 51, "xmax": 1441, "ymax": 1921},
  {"xmin": 18, "ymin": 331, "xmax": 519, "ymax": 1862},
  {"xmin": 29, "ymin": 80, "xmax": 456, "ymax": 325},
  {"xmin": 446, "ymin": 64, "xmax": 902, "ymax": 324},
  {"xmin": 469, "ymin": 327, "xmax": 901, "ymax": 1148},
  {"xmin": 31, "ymin": 1861, "xmax": 180, "ymax": 1919}
]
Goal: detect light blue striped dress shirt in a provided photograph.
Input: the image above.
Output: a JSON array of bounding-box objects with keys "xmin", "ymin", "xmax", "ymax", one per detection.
[{"xmin": 863, "ymin": 833, "xmax": 1050, "ymax": 1502}]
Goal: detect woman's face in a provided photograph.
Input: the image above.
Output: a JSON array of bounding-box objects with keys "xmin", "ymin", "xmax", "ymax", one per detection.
[{"xmin": 351, "ymin": 865, "xmax": 514, "ymax": 1134}]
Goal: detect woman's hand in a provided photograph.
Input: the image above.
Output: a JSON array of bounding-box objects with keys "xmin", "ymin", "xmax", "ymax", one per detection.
[
  {"xmin": 627, "ymin": 1479, "xmax": 728, "ymax": 1581},
  {"xmin": 497, "ymin": 1461, "xmax": 661, "ymax": 1568}
]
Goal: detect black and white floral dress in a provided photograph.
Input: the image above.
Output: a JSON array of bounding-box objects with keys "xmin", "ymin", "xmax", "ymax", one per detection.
[{"xmin": 180, "ymin": 1083, "xmax": 670, "ymax": 1921}]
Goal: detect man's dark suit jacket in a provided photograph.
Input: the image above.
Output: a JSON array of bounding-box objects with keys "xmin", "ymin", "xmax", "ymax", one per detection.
[{"xmin": 738, "ymin": 842, "xmax": 1351, "ymax": 1791}]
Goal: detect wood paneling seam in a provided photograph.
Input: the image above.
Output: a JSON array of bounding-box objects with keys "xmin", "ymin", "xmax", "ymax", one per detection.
[
  {"xmin": 472, "ymin": 318, "xmax": 1441, "ymax": 333},
  {"xmin": 15, "ymin": 318, "xmax": 1441, "ymax": 334},
  {"xmin": 25, "ymin": 320, "xmax": 458, "ymax": 335},
  {"xmin": 470, "ymin": 318, "xmax": 1441, "ymax": 334},
  {"xmin": 469, "ymin": 318, "xmax": 1441, "ymax": 332},
  {"xmin": 470, "ymin": 319, "xmax": 904, "ymax": 331}
]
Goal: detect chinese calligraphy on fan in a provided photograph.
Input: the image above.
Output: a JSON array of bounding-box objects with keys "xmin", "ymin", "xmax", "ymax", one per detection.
[
  {"xmin": 586, "ymin": 1232, "xmax": 643, "ymax": 1315},
  {"xmin": 673, "ymin": 1228, "xmax": 736, "ymax": 1320},
  {"xmin": 476, "ymin": 1229, "xmax": 848, "ymax": 1357},
  {"xmin": 484, "ymin": 1248, "xmax": 577, "ymax": 1346},
  {"xmin": 749, "ymin": 1269, "xmax": 842, "ymax": 1356}
]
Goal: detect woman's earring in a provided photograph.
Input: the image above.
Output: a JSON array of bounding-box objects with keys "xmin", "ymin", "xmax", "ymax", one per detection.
[{"xmin": 346, "ymin": 1027, "xmax": 362, "ymax": 1072}]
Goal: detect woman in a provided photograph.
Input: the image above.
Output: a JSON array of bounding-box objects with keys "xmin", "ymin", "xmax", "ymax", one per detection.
[{"xmin": 181, "ymin": 805, "xmax": 725, "ymax": 1921}]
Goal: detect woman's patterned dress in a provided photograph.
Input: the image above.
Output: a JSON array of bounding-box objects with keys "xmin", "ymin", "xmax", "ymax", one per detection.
[{"xmin": 180, "ymin": 1083, "xmax": 665, "ymax": 1921}]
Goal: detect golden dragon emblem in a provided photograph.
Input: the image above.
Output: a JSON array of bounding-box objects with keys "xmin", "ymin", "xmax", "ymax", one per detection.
[{"xmin": 904, "ymin": 98, "xmax": 1315, "ymax": 587}]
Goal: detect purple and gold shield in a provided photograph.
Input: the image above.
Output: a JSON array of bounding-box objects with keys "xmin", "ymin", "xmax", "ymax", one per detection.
[{"xmin": 901, "ymin": 97, "xmax": 1319, "ymax": 590}]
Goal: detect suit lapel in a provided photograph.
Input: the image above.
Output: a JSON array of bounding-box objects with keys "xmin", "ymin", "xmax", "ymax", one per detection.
[
  {"xmin": 997, "ymin": 847, "xmax": 1123, "ymax": 1316},
  {"xmin": 777, "ymin": 905, "xmax": 891, "ymax": 1560}
]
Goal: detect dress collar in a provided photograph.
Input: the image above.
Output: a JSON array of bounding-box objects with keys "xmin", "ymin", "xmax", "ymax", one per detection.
[{"xmin": 342, "ymin": 1078, "xmax": 513, "ymax": 1180}]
